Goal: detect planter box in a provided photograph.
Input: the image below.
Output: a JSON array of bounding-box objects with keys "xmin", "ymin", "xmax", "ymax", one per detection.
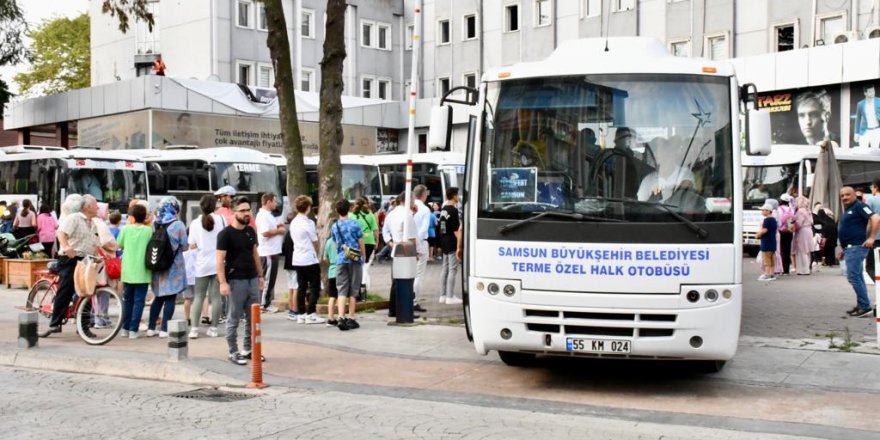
[
  {"xmin": 0, "ymin": 256, "xmax": 6, "ymax": 284},
  {"xmin": 5, "ymin": 259, "xmax": 52, "ymax": 289}
]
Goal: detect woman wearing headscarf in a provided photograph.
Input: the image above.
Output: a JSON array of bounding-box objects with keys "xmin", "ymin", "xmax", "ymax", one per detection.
[
  {"xmin": 146, "ymin": 196, "xmax": 188, "ymax": 338},
  {"xmin": 792, "ymin": 196, "xmax": 814, "ymax": 275}
]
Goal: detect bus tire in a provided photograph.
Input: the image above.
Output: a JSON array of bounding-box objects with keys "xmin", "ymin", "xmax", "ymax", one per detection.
[
  {"xmin": 498, "ymin": 351, "xmax": 536, "ymax": 367},
  {"xmin": 696, "ymin": 360, "xmax": 726, "ymax": 373},
  {"xmin": 744, "ymin": 246, "xmax": 759, "ymax": 258}
]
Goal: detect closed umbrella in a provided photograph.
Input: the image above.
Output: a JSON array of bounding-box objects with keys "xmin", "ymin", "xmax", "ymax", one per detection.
[{"xmin": 809, "ymin": 140, "xmax": 843, "ymax": 219}]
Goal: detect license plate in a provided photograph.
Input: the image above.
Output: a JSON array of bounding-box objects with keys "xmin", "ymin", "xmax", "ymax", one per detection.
[
  {"xmin": 744, "ymin": 239, "xmax": 759, "ymax": 245},
  {"xmin": 566, "ymin": 338, "xmax": 631, "ymax": 353}
]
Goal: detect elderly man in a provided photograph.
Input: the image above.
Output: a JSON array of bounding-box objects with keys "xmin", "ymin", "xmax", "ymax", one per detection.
[
  {"xmin": 41, "ymin": 195, "xmax": 102, "ymax": 337},
  {"xmin": 838, "ymin": 186, "xmax": 880, "ymax": 318}
]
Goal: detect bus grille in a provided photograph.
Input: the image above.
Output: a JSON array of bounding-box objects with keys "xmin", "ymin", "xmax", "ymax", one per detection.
[{"xmin": 523, "ymin": 309, "xmax": 677, "ymax": 339}]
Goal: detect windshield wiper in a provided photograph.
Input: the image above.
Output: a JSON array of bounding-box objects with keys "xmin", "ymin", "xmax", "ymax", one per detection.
[
  {"xmin": 586, "ymin": 196, "xmax": 709, "ymax": 239},
  {"xmin": 498, "ymin": 210, "xmax": 621, "ymax": 234}
]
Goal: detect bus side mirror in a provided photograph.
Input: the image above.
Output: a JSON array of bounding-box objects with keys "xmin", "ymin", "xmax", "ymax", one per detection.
[
  {"xmin": 428, "ymin": 105, "xmax": 453, "ymax": 151},
  {"xmin": 746, "ymin": 109, "xmax": 771, "ymax": 156}
]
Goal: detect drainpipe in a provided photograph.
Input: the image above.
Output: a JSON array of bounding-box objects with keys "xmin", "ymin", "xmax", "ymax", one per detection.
[
  {"xmin": 479, "ymin": 0, "xmax": 484, "ymax": 77},
  {"xmin": 811, "ymin": 0, "xmax": 817, "ymax": 44},
  {"xmin": 295, "ymin": 0, "xmax": 302, "ymax": 90}
]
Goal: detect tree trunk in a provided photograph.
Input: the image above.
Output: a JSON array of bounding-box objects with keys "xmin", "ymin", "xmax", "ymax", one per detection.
[
  {"xmin": 315, "ymin": 0, "xmax": 347, "ymax": 261},
  {"xmin": 262, "ymin": 0, "xmax": 307, "ymax": 200}
]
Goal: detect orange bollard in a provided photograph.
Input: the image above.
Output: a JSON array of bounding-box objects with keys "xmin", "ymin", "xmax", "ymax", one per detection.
[{"xmin": 247, "ymin": 303, "xmax": 268, "ymax": 389}]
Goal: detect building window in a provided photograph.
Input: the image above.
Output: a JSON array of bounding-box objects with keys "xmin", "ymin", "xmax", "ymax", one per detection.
[
  {"xmin": 438, "ymin": 19, "xmax": 451, "ymax": 44},
  {"xmin": 774, "ymin": 22, "xmax": 796, "ymax": 52},
  {"xmin": 505, "ymin": 4, "xmax": 520, "ymax": 32},
  {"xmin": 378, "ymin": 79, "xmax": 390, "ymax": 100},
  {"xmin": 378, "ymin": 23, "xmax": 391, "ymax": 50},
  {"xmin": 301, "ymin": 9, "xmax": 315, "ymax": 38},
  {"xmin": 257, "ymin": 63, "xmax": 274, "ymax": 88},
  {"xmin": 464, "ymin": 72, "xmax": 478, "ymax": 89},
  {"xmin": 300, "ymin": 68, "xmax": 315, "ymax": 92},
  {"xmin": 535, "ymin": 0, "xmax": 551, "ymax": 27},
  {"xmin": 437, "ymin": 77, "xmax": 450, "ymax": 97},
  {"xmin": 706, "ymin": 34, "xmax": 727, "ymax": 60},
  {"xmin": 463, "ymin": 14, "xmax": 478, "ymax": 40},
  {"xmin": 613, "ymin": 0, "xmax": 635, "ymax": 12},
  {"xmin": 669, "ymin": 40, "xmax": 689, "ymax": 57},
  {"xmin": 819, "ymin": 14, "xmax": 846, "ymax": 44},
  {"xmin": 236, "ymin": 60, "xmax": 255, "ymax": 86},
  {"xmin": 237, "ymin": 0, "xmax": 252, "ymax": 28},
  {"xmin": 405, "ymin": 24, "xmax": 414, "ymax": 50},
  {"xmin": 361, "ymin": 20, "xmax": 374, "ymax": 47},
  {"xmin": 361, "ymin": 77, "xmax": 374, "ymax": 98},
  {"xmin": 581, "ymin": 0, "xmax": 600, "ymax": 18},
  {"xmin": 256, "ymin": 3, "xmax": 268, "ymax": 30}
]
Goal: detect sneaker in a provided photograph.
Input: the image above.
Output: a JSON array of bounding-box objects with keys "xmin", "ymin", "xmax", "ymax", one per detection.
[
  {"xmin": 188, "ymin": 328, "xmax": 199, "ymax": 339},
  {"xmin": 757, "ymin": 274, "xmax": 772, "ymax": 281},
  {"xmin": 287, "ymin": 311, "xmax": 299, "ymax": 321},
  {"xmin": 119, "ymin": 329, "xmax": 129, "ymax": 338},
  {"xmin": 94, "ymin": 319, "xmax": 109, "ymax": 329},
  {"xmin": 337, "ymin": 319, "xmax": 351, "ymax": 331},
  {"xmin": 129, "ymin": 331, "xmax": 139, "ymax": 340},
  {"xmin": 266, "ymin": 305, "xmax": 279, "ymax": 313},
  {"xmin": 305, "ymin": 313, "xmax": 326, "ymax": 324},
  {"xmin": 346, "ymin": 317, "xmax": 360, "ymax": 329},
  {"xmin": 845, "ymin": 306, "xmax": 861, "ymax": 316},
  {"xmin": 414, "ymin": 304, "xmax": 427, "ymax": 313},
  {"xmin": 296, "ymin": 314, "xmax": 306, "ymax": 324},
  {"xmin": 240, "ymin": 350, "xmax": 266, "ymax": 362},
  {"xmin": 159, "ymin": 331, "xmax": 169, "ymax": 338},
  {"xmin": 218, "ymin": 316, "xmax": 227, "ymax": 324},
  {"xmin": 206, "ymin": 327, "xmax": 219, "ymax": 337},
  {"xmin": 855, "ymin": 307, "xmax": 874, "ymax": 318},
  {"xmin": 146, "ymin": 329, "xmax": 158, "ymax": 337},
  {"xmin": 445, "ymin": 297, "xmax": 463, "ymax": 305},
  {"xmin": 438, "ymin": 296, "xmax": 447, "ymax": 304},
  {"xmin": 327, "ymin": 319, "xmax": 338, "ymax": 326},
  {"xmin": 228, "ymin": 352, "xmax": 248, "ymax": 366}
]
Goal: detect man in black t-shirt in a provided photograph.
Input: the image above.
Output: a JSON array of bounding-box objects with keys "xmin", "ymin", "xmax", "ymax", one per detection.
[
  {"xmin": 216, "ymin": 196, "xmax": 265, "ymax": 366},
  {"xmin": 437, "ymin": 187, "xmax": 462, "ymax": 305}
]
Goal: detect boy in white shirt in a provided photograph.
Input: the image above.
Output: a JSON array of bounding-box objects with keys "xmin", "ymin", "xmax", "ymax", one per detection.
[{"xmin": 256, "ymin": 193, "xmax": 285, "ymax": 313}]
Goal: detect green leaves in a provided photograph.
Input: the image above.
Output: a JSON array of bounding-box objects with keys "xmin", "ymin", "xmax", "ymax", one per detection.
[{"xmin": 14, "ymin": 14, "xmax": 90, "ymax": 96}]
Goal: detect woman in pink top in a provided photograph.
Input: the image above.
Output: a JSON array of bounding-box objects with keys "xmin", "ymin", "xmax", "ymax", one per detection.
[
  {"xmin": 13, "ymin": 199, "xmax": 37, "ymax": 239},
  {"xmin": 35, "ymin": 203, "xmax": 58, "ymax": 256}
]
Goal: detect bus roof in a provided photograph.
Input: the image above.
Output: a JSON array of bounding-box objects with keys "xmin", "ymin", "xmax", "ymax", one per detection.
[
  {"xmin": 119, "ymin": 146, "xmax": 276, "ymax": 164},
  {"xmin": 482, "ymin": 37, "xmax": 735, "ymax": 83},
  {"xmin": 0, "ymin": 145, "xmax": 148, "ymax": 162},
  {"xmin": 742, "ymin": 145, "xmax": 880, "ymax": 166},
  {"xmin": 371, "ymin": 152, "xmax": 465, "ymax": 166}
]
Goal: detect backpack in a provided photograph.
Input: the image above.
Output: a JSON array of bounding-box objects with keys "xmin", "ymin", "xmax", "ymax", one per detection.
[
  {"xmin": 145, "ymin": 222, "xmax": 176, "ymax": 271},
  {"xmin": 778, "ymin": 206, "xmax": 795, "ymax": 233}
]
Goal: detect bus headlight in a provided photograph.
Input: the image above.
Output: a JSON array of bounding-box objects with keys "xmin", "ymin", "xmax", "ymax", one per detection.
[
  {"xmin": 488, "ymin": 283, "xmax": 500, "ymax": 295},
  {"xmin": 503, "ymin": 284, "xmax": 516, "ymax": 296},
  {"xmin": 705, "ymin": 289, "xmax": 719, "ymax": 302},
  {"xmin": 686, "ymin": 290, "xmax": 700, "ymax": 303},
  {"xmin": 476, "ymin": 282, "xmax": 485, "ymax": 291},
  {"xmin": 722, "ymin": 289, "xmax": 732, "ymax": 299}
]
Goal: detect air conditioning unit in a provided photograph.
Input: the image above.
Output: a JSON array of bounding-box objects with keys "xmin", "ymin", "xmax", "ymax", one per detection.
[
  {"xmin": 832, "ymin": 31, "xmax": 860, "ymax": 44},
  {"xmin": 867, "ymin": 27, "xmax": 880, "ymax": 39}
]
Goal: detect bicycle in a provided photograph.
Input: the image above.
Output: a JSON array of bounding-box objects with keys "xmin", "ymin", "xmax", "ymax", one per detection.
[{"xmin": 25, "ymin": 256, "xmax": 124, "ymax": 345}]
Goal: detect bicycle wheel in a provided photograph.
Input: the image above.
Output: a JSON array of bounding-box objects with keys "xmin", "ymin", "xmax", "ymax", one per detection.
[
  {"xmin": 26, "ymin": 279, "xmax": 56, "ymax": 332},
  {"xmin": 75, "ymin": 287, "xmax": 123, "ymax": 345}
]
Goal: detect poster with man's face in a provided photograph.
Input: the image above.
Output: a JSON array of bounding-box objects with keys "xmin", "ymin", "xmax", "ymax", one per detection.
[
  {"xmin": 850, "ymin": 80, "xmax": 880, "ymax": 149},
  {"xmin": 757, "ymin": 86, "xmax": 841, "ymax": 146}
]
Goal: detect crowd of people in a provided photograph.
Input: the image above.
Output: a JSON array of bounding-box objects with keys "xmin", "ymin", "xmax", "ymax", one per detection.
[
  {"xmin": 34, "ymin": 182, "xmax": 465, "ymax": 366},
  {"xmin": 755, "ymin": 181, "xmax": 879, "ymax": 318}
]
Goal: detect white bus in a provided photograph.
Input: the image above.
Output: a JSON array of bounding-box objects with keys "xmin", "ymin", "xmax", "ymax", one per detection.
[
  {"xmin": 0, "ymin": 145, "xmax": 148, "ymax": 215},
  {"xmin": 372, "ymin": 152, "xmax": 465, "ymax": 206},
  {"xmin": 429, "ymin": 38, "xmax": 770, "ymax": 371},
  {"xmin": 741, "ymin": 145, "xmax": 880, "ymax": 254},
  {"xmin": 268, "ymin": 154, "xmax": 383, "ymax": 217},
  {"xmin": 123, "ymin": 146, "xmax": 282, "ymax": 221}
]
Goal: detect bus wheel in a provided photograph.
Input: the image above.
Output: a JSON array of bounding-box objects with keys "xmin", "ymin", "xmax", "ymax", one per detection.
[
  {"xmin": 697, "ymin": 360, "xmax": 726, "ymax": 373},
  {"xmin": 498, "ymin": 351, "xmax": 536, "ymax": 367},
  {"xmin": 745, "ymin": 247, "xmax": 759, "ymax": 258}
]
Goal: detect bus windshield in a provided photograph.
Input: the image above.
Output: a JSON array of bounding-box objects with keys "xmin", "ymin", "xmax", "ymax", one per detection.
[
  {"xmin": 742, "ymin": 164, "xmax": 799, "ymax": 207},
  {"xmin": 342, "ymin": 164, "xmax": 381, "ymax": 203},
  {"xmin": 68, "ymin": 168, "xmax": 148, "ymax": 212},
  {"xmin": 480, "ymin": 74, "xmax": 734, "ymax": 222},
  {"xmin": 214, "ymin": 162, "xmax": 280, "ymax": 195}
]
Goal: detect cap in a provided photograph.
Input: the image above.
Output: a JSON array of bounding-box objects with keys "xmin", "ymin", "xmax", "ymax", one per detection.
[
  {"xmin": 760, "ymin": 203, "xmax": 774, "ymax": 211},
  {"xmin": 214, "ymin": 185, "xmax": 236, "ymax": 196},
  {"xmin": 779, "ymin": 193, "xmax": 792, "ymax": 202}
]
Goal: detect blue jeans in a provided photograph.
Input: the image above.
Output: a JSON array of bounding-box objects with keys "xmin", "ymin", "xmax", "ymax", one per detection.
[
  {"xmin": 844, "ymin": 246, "xmax": 872, "ymax": 309},
  {"xmin": 122, "ymin": 283, "xmax": 149, "ymax": 332},
  {"xmin": 148, "ymin": 293, "xmax": 178, "ymax": 332}
]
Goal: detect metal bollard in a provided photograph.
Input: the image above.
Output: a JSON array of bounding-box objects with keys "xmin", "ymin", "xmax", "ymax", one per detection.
[
  {"xmin": 18, "ymin": 312, "xmax": 38, "ymax": 349},
  {"xmin": 167, "ymin": 319, "xmax": 188, "ymax": 362},
  {"xmin": 247, "ymin": 303, "xmax": 267, "ymax": 388}
]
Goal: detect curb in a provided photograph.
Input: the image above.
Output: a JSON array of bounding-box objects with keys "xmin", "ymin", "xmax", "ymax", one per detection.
[{"xmin": 0, "ymin": 343, "xmax": 246, "ymax": 388}]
